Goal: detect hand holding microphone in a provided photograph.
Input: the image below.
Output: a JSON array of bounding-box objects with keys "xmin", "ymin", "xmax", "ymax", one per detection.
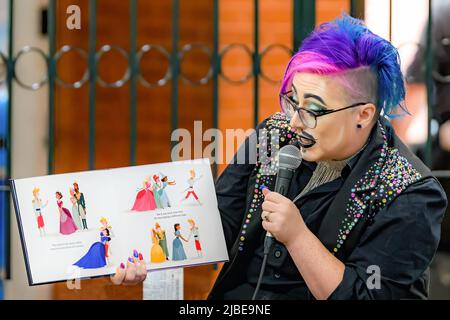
[
  {"xmin": 252, "ymin": 144, "xmax": 303, "ymax": 300},
  {"xmin": 261, "ymin": 144, "xmax": 304, "ymax": 250}
]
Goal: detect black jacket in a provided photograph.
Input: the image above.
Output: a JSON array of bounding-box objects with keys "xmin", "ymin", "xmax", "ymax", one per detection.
[{"xmin": 208, "ymin": 114, "xmax": 448, "ymax": 300}]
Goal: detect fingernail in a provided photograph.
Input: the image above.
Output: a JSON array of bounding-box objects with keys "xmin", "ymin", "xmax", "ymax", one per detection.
[
  {"xmin": 261, "ymin": 185, "xmax": 268, "ymax": 190},
  {"xmin": 120, "ymin": 263, "xmax": 125, "ymax": 269},
  {"xmin": 133, "ymin": 249, "xmax": 139, "ymax": 258},
  {"xmin": 139, "ymin": 253, "xmax": 143, "ymax": 260},
  {"xmin": 128, "ymin": 257, "xmax": 134, "ymax": 263}
]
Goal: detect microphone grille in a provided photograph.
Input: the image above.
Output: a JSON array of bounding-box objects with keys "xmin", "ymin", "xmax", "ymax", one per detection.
[{"xmin": 278, "ymin": 144, "xmax": 302, "ymax": 170}]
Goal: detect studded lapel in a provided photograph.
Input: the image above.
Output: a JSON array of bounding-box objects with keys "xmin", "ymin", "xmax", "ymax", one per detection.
[{"xmin": 317, "ymin": 119, "xmax": 428, "ymax": 261}]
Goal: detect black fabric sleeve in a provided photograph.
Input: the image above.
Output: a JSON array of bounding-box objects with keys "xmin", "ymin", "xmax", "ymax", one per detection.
[
  {"xmin": 215, "ymin": 120, "xmax": 267, "ymax": 251},
  {"xmin": 328, "ymin": 177, "xmax": 447, "ymax": 300}
]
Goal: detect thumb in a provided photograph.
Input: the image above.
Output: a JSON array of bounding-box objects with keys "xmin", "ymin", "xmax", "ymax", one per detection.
[
  {"xmin": 262, "ymin": 187, "xmax": 270, "ymax": 197},
  {"xmin": 110, "ymin": 263, "xmax": 126, "ymax": 285}
]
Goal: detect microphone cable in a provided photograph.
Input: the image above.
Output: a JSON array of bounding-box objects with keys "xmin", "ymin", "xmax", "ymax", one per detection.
[{"xmin": 251, "ymin": 235, "xmax": 274, "ymax": 300}]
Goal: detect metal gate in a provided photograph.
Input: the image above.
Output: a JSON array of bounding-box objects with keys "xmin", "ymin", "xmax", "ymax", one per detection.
[{"xmin": 0, "ymin": 0, "xmax": 445, "ymax": 298}]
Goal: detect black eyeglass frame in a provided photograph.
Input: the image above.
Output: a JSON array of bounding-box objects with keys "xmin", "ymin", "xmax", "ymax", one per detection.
[{"xmin": 280, "ymin": 90, "xmax": 371, "ymax": 129}]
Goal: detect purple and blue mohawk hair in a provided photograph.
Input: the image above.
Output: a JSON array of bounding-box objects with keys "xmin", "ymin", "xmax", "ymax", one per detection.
[{"xmin": 280, "ymin": 14, "xmax": 406, "ymax": 118}]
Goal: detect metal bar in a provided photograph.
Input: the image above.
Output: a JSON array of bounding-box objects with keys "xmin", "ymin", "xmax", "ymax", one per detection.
[
  {"xmin": 388, "ymin": 0, "xmax": 393, "ymax": 42},
  {"xmin": 425, "ymin": 0, "xmax": 433, "ymax": 167},
  {"xmin": 88, "ymin": 0, "xmax": 97, "ymax": 170},
  {"xmin": 170, "ymin": 0, "xmax": 180, "ymax": 153},
  {"xmin": 350, "ymin": 0, "xmax": 365, "ymax": 19},
  {"xmin": 212, "ymin": 0, "xmax": 219, "ymax": 178},
  {"xmin": 48, "ymin": 0, "xmax": 56, "ymax": 174},
  {"xmin": 350, "ymin": 0, "xmax": 357, "ymax": 17},
  {"xmin": 4, "ymin": 0, "xmax": 14, "ymax": 280},
  {"xmin": 129, "ymin": 0, "xmax": 138, "ymax": 166},
  {"xmin": 253, "ymin": 0, "xmax": 259, "ymax": 127},
  {"xmin": 293, "ymin": 0, "xmax": 315, "ymax": 53}
]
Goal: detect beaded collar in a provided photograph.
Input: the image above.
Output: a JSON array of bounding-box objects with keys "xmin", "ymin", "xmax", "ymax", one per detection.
[
  {"xmin": 237, "ymin": 112, "xmax": 423, "ymax": 255},
  {"xmin": 332, "ymin": 122, "xmax": 422, "ymax": 254},
  {"xmin": 237, "ymin": 112, "xmax": 299, "ymax": 252}
]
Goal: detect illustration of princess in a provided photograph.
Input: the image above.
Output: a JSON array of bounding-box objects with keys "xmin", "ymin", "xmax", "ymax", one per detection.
[
  {"xmin": 100, "ymin": 217, "xmax": 114, "ymax": 261},
  {"xmin": 155, "ymin": 223, "xmax": 169, "ymax": 260},
  {"xmin": 131, "ymin": 177, "xmax": 157, "ymax": 211},
  {"xmin": 69, "ymin": 187, "xmax": 82, "ymax": 230},
  {"xmin": 32, "ymin": 187, "xmax": 48, "ymax": 237},
  {"xmin": 73, "ymin": 218, "xmax": 113, "ymax": 269},
  {"xmin": 172, "ymin": 223, "xmax": 188, "ymax": 261},
  {"xmin": 180, "ymin": 169, "xmax": 203, "ymax": 205},
  {"xmin": 55, "ymin": 191, "xmax": 78, "ymax": 235},
  {"xmin": 152, "ymin": 175, "xmax": 163, "ymax": 209},
  {"xmin": 187, "ymin": 218, "xmax": 202, "ymax": 258},
  {"xmin": 158, "ymin": 172, "xmax": 175, "ymax": 208},
  {"xmin": 150, "ymin": 227, "xmax": 166, "ymax": 263}
]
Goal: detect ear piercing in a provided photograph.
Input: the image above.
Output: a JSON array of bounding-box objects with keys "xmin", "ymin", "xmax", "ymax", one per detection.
[{"xmin": 357, "ymin": 124, "xmax": 362, "ymax": 129}]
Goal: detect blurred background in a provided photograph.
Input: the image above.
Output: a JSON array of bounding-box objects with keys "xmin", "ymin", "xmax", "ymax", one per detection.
[{"xmin": 0, "ymin": 0, "xmax": 449, "ymax": 300}]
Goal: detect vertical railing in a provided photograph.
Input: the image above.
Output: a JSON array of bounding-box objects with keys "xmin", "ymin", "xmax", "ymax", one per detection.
[
  {"xmin": 350, "ymin": 0, "xmax": 365, "ymax": 19},
  {"xmin": 252, "ymin": 0, "xmax": 259, "ymax": 127},
  {"xmin": 170, "ymin": 0, "xmax": 180, "ymax": 152},
  {"xmin": 424, "ymin": 0, "xmax": 433, "ymax": 167},
  {"xmin": 48, "ymin": 0, "xmax": 56, "ymax": 174},
  {"xmin": 4, "ymin": 0, "xmax": 14, "ymax": 281},
  {"xmin": 388, "ymin": 0, "xmax": 393, "ymax": 42},
  {"xmin": 212, "ymin": 0, "xmax": 219, "ymax": 177},
  {"xmin": 129, "ymin": 0, "xmax": 138, "ymax": 166},
  {"xmin": 88, "ymin": 0, "xmax": 97, "ymax": 170},
  {"xmin": 293, "ymin": 0, "xmax": 315, "ymax": 53}
]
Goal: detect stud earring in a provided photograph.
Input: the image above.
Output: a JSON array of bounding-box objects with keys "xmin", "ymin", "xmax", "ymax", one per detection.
[{"xmin": 357, "ymin": 124, "xmax": 362, "ymax": 129}]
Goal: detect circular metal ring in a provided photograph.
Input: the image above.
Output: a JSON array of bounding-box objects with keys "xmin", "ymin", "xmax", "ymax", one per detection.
[
  {"xmin": 14, "ymin": 46, "xmax": 48, "ymax": 90},
  {"xmin": 137, "ymin": 44, "xmax": 172, "ymax": 88},
  {"xmin": 96, "ymin": 45, "xmax": 130, "ymax": 88},
  {"xmin": 178, "ymin": 43, "xmax": 213, "ymax": 86},
  {"xmin": 259, "ymin": 44, "xmax": 293, "ymax": 84},
  {"xmin": 54, "ymin": 45, "xmax": 89, "ymax": 89},
  {"xmin": 398, "ymin": 41, "xmax": 450, "ymax": 84},
  {"xmin": 433, "ymin": 70, "xmax": 450, "ymax": 84},
  {"xmin": 435, "ymin": 38, "xmax": 450, "ymax": 84},
  {"xmin": 219, "ymin": 43, "xmax": 253, "ymax": 84},
  {"xmin": 0, "ymin": 51, "xmax": 8, "ymax": 85}
]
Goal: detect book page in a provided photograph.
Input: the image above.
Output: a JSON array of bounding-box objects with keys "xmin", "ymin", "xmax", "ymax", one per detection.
[{"xmin": 11, "ymin": 158, "xmax": 228, "ymax": 285}]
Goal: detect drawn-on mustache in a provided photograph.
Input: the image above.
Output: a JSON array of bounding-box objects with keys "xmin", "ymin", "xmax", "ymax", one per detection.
[{"xmin": 298, "ymin": 131, "xmax": 316, "ymax": 149}]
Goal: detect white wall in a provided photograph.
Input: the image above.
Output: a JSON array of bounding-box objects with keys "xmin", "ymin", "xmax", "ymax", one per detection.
[{"xmin": 5, "ymin": 0, "xmax": 52, "ymax": 299}]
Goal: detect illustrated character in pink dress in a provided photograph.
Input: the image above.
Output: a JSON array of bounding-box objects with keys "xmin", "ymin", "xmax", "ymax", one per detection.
[
  {"xmin": 131, "ymin": 177, "xmax": 157, "ymax": 211},
  {"xmin": 55, "ymin": 191, "xmax": 78, "ymax": 235}
]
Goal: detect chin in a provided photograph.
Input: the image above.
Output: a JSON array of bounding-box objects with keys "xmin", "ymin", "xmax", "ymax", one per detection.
[{"xmin": 300, "ymin": 146, "xmax": 321, "ymax": 162}]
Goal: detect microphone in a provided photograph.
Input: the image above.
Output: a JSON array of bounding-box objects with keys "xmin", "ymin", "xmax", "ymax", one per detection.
[
  {"xmin": 253, "ymin": 144, "xmax": 301, "ymax": 300},
  {"xmin": 265, "ymin": 144, "xmax": 302, "ymax": 247}
]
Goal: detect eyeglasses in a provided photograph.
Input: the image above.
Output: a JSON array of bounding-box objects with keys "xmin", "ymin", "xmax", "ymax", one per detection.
[{"xmin": 280, "ymin": 90, "xmax": 370, "ymax": 129}]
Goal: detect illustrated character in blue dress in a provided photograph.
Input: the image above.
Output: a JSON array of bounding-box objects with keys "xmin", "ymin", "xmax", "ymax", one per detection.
[
  {"xmin": 172, "ymin": 223, "xmax": 188, "ymax": 261},
  {"xmin": 73, "ymin": 218, "xmax": 113, "ymax": 269},
  {"xmin": 158, "ymin": 172, "xmax": 176, "ymax": 208}
]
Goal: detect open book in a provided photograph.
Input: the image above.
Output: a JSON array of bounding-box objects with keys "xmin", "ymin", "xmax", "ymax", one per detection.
[{"xmin": 10, "ymin": 158, "xmax": 228, "ymax": 285}]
